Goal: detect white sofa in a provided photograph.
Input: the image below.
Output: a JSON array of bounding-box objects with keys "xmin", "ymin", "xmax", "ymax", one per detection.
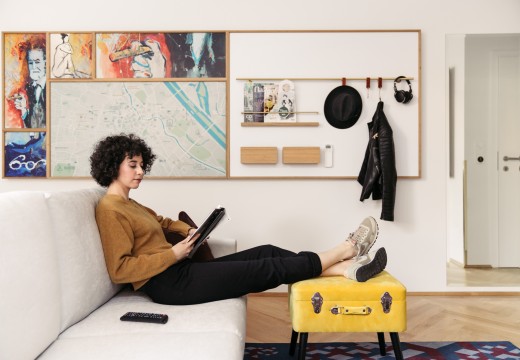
[{"xmin": 0, "ymin": 188, "xmax": 246, "ymax": 360}]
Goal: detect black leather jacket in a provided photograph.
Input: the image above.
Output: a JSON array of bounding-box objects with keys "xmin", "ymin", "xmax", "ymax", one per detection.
[{"xmin": 357, "ymin": 101, "xmax": 397, "ymax": 221}]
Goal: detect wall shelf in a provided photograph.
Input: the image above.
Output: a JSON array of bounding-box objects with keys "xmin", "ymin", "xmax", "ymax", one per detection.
[
  {"xmin": 241, "ymin": 122, "xmax": 319, "ymax": 127},
  {"xmin": 230, "ymin": 30, "xmax": 421, "ymax": 178}
]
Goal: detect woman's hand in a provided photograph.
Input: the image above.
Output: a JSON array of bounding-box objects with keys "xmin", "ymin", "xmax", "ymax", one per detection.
[{"xmin": 171, "ymin": 233, "xmax": 199, "ymax": 261}]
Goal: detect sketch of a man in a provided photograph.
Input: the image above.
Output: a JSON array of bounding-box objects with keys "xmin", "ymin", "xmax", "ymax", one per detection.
[{"xmin": 11, "ymin": 37, "xmax": 47, "ymax": 128}]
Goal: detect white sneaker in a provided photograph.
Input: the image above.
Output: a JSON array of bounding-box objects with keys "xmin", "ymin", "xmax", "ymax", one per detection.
[
  {"xmin": 347, "ymin": 216, "xmax": 379, "ymax": 259},
  {"xmin": 345, "ymin": 247, "xmax": 387, "ymax": 282}
]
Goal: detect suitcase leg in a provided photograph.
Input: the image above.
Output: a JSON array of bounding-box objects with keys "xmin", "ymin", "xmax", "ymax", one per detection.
[
  {"xmin": 298, "ymin": 332, "xmax": 308, "ymax": 360},
  {"xmin": 289, "ymin": 329, "xmax": 298, "ymax": 356},
  {"xmin": 377, "ymin": 332, "xmax": 387, "ymax": 355},
  {"xmin": 390, "ymin": 332, "xmax": 404, "ymax": 360}
]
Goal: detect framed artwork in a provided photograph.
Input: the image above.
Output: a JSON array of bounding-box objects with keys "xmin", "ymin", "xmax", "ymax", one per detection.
[
  {"xmin": 3, "ymin": 33, "xmax": 47, "ymax": 129},
  {"xmin": 96, "ymin": 32, "xmax": 226, "ymax": 79},
  {"xmin": 49, "ymin": 32, "xmax": 93, "ymax": 79},
  {"xmin": 4, "ymin": 131, "xmax": 47, "ymax": 177},
  {"xmin": 50, "ymin": 81, "xmax": 227, "ymax": 178},
  {"xmin": 2, "ymin": 29, "xmax": 421, "ymax": 180}
]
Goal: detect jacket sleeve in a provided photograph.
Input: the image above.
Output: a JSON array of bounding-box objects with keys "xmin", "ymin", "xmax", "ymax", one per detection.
[
  {"xmin": 377, "ymin": 117, "xmax": 397, "ymax": 221},
  {"xmin": 358, "ymin": 139, "xmax": 382, "ymax": 201}
]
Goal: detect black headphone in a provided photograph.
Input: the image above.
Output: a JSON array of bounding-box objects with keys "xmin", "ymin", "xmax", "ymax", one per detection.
[{"xmin": 394, "ymin": 76, "xmax": 413, "ymax": 104}]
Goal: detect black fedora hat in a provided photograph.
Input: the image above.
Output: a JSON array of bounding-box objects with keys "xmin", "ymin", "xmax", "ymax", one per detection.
[{"xmin": 324, "ymin": 81, "xmax": 362, "ymax": 129}]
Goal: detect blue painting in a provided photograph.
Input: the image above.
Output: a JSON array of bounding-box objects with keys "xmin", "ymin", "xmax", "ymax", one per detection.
[{"xmin": 4, "ymin": 132, "xmax": 47, "ymax": 177}]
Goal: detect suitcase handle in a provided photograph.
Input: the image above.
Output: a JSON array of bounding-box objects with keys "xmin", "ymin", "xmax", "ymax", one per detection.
[{"xmin": 330, "ymin": 305, "xmax": 372, "ymax": 315}]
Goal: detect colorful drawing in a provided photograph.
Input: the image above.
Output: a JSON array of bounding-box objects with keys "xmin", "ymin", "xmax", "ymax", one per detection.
[
  {"xmin": 3, "ymin": 33, "xmax": 47, "ymax": 129},
  {"xmin": 96, "ymin": 32, "xmax": 226, "ymax": 79},
  {"xmin": 4, "ymin": 132, "xmax": 47, "ymax": 177},
  {"xmin": 96, "ymin": 33, "xmax": 171, "ymax": 79},
  {"xmin": 50, "ymin": 33, "xmax": 93, "ymax": 79},
  {"xmin": 167, "ymin": 32, "xmax": 226, "ymax": 78}
]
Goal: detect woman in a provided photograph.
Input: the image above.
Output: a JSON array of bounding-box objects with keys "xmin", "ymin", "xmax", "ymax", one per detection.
[
  {"xmin": 90, "ymin": 134, "xmax": 387, "ymax": 305},
  {"xmin": 52, "ymin": 33, "xmax": 75, "ymax": 78}
]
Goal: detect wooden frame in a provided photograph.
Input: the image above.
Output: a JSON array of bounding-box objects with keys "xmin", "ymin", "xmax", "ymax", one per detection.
[
  {"xmin": 95, "ymin": 32, "xmax": 226, "ymax": 79},
  {"xmin": 50, "ymin": 80, "xmax": 227, "ymax": 178},
  {"xmin": 3, "ymin": 32, "xmax": 48, "ymax": 130},
  {"xmin": 49, "ymin": 32, "xmax": 93, "ymax": 80},
  {"xmin": 2, "ymin": 31, "xmax": 228, "ymax": 178},
  {"xmin": 3, "ymin": 30, "xmax": 420, "ymax": 179},
  {"xmin": 4, "ymin": 131, "xmax": 47, "ymax": 177},
  {"xmin": 2, "ymin": 32, "xmax": 49, "ymax": 177},
  {"xmin": 229, "ymin": 30, "xmax": 421, "ymax": 179}
]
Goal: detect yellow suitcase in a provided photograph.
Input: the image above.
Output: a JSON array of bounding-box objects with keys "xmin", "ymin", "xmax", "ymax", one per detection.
[{"xmin": 288, "ymin": 271, "xmax": 407, "ymax": 360}]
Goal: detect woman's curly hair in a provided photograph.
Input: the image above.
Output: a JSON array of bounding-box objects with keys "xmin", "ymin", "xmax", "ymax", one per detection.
[{"xmin": 90, "ymin": 133, "xmax": 156, "ymax": 187}]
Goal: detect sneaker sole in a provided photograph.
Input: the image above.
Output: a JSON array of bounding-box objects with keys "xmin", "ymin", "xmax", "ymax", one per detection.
[{"xmin": 356, "ymin": 247, "xmax": 387, "ymax": 282}]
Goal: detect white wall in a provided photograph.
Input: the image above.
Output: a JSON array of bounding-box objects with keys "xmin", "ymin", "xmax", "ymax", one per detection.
[
  {"xmin": 1, "ymin": 0, "xmax": 520, "ymax": 292},
  {"xmin": 446, "ymin": 34, "xmax": 466, "ymax": 266}
]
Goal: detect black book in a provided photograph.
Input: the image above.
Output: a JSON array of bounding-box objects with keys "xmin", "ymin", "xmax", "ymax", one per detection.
[{"xmin": 187, "ymin": 206, "xmax": 226, "ymax": 258}]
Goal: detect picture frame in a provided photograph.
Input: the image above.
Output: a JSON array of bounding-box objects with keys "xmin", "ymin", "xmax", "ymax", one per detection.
[
  {"xmin": 3, "ymin": 32, "xmax": 47, "ymax": 129},
  {"xmin": 49, "ymin": 32, "xmax": 93, "ymax": 79},
  {"xmin": 2, "ymin": 29, "xmax": 421, "ymax": 179},
  {"xmin": 3, "ymin": 131, "xmax": 47, "ymax": 177},
  {"xmin": 95, "ymin": 32, "xmax": 226, "ymax": 79},
  {"xmin": 50, "ymin": 81, "xmax": 227, "ymax": 178}
]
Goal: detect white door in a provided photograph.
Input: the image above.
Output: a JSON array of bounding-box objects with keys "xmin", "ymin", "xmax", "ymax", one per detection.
[{"xmin": 496, "ymin": 51, "xmax": 520, "ymax": 267}]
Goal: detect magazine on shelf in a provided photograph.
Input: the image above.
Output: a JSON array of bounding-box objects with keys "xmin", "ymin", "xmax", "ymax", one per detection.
[
  {"xmin": 243, "ymin": 82, "xmax": 254, "ymax": 122},
  {"xmin": 274, "ymin": 79, "xmax": 296, "ymax": 122},
  {"xmin": 187, "ymin": 206, "xmax": 226, "ymax": 258},
  {"xmin": 252, "ymin": 83, "xmax": 269, "ymax": 122},
  {"xmin": 263, "ymin": 84, "xmax": 279, "ymax": 122}
]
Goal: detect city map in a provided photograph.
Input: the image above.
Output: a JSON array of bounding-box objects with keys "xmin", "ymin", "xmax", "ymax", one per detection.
[{"xmin": 50, "ymin": 81, "xmax": 226, "ymax": 177}]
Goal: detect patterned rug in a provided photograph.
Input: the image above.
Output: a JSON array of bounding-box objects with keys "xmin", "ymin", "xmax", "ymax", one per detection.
[{"xmin": 244, "ymin": 341, "xmax": 520, "ymax": 359}]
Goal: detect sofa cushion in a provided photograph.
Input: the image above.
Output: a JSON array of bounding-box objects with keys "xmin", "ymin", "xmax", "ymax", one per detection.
[
  {"xmin": 0, "ymin": 191, "xmax": 61, "ymax": 360},
  {"xmin": 42, "ymin": 290, "xmax": 247, "ymax": 360},
  {"xmin": 39, "ymin": 331, "xmax": 244, "ymax": 360},
  {"xmin": 46, "ymin": 188, "xmax": 122, "ymax": 332}
]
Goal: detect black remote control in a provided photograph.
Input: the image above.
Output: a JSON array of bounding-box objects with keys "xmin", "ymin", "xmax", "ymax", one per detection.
[{"xmin": 120, "ymin": 312, "xmax": 168, "ymax": 324}]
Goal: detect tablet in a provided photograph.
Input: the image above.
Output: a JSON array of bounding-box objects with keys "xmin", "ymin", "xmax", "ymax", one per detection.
[{"xmin": 187, "ymin": 206, "xmax": 226, "ymax": 258}]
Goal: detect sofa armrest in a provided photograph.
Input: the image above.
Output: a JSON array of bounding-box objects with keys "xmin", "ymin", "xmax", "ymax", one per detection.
[{"xmin": 208, "ymin": 237, "xmax": 237, "ymax": 258}]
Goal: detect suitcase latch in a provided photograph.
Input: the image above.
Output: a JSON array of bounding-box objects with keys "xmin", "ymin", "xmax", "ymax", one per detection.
[
  {"xmin": 330, "ymin": 305, "xmax": 372, "ymax": 315},
  {"xmin": 311, "ymin": 292, "xmax": 323, "ymax": 314},
  {"xmin": 381, "ymin": 292, "xmax": 393, "ymax": 313}
]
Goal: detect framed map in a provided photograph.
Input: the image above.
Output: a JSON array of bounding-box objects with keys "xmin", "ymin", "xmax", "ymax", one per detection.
[{"xmin": 50, "ymin": 81, "xmax": 226, "ymax": 178}]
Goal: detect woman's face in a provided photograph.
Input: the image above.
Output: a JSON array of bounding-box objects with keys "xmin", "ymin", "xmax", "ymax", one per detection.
[{"xmin": 115, "ymin": 154, "xmax": 144, "ymax": 190}]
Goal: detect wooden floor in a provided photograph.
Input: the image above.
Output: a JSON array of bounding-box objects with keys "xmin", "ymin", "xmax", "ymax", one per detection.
[
  {"xmin": 447, "ymin": 261, "xmax": 520, "ymax": 287},
  {"xmin": 246, "ymin": 293, "xmax": 520, "ymax": 347}
]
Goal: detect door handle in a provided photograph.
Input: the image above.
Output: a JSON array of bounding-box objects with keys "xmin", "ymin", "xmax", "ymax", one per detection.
[{"xmin": 503, "ymin": 155, "xmax": 520, "ymax": 161}]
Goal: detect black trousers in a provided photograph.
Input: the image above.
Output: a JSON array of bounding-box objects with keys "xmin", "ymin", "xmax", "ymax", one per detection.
[{"xmin": 141, "ymin": 245, "xmax": 322, "ymax": 305}]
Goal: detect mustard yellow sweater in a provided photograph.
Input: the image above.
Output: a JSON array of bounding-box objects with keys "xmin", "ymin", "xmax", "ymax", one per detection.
[{"xmin": 95, "ymin": 194, "xmax": 191, "ymax": 290}]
